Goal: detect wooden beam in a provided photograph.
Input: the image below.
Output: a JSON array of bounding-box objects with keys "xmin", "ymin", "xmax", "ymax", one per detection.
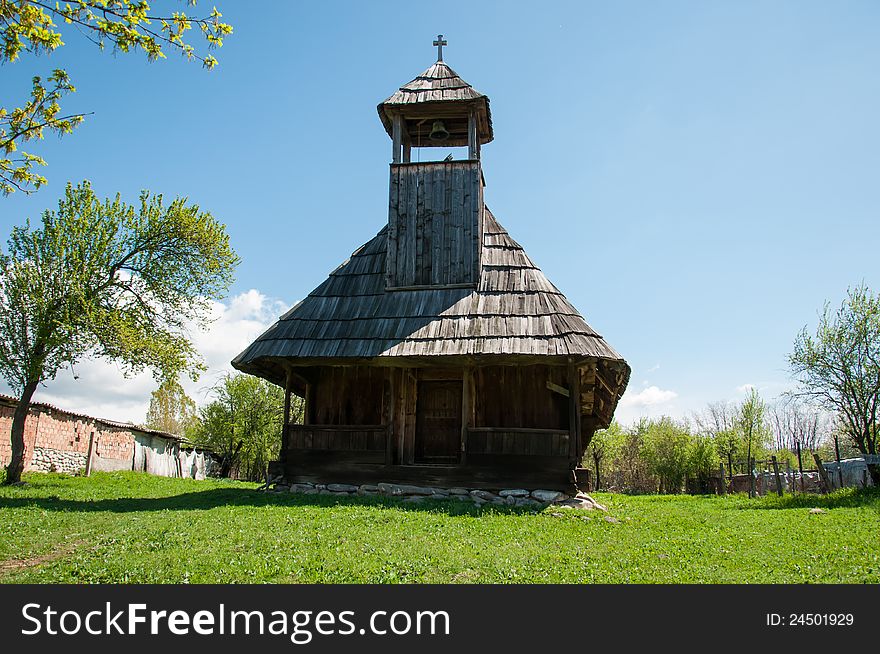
[
  {"xmin": 568, "ymin": 364, "xmax": 578, "ymax": 466},
  {"xmin": 572, "ymin": 364, "xmax": 583, "ymax": 461},
  {"xmin": 383, "ymin": 369, "xmax": 393, "ymax": 466},
  {"xmin": 468, "ymin": 110, "xmax": 478, "ymax": 160},
  {"xmin": 281, "ymin": 370, "xmax": 292, "ymax": 468},
  {"xmin": 84, "ymin": 431, "xmax": 96, "ymax": 477},
  {"xmin": 461, "ymin": 368, "xmax": 472, "ymax": 465},
  {"xmin": 546, "ymin": 380, "xmax": 570, "ymax": 397},
  {"xmin": 304, "ymin": 382, "xmax": 313, "ymax": 426},
  {"xmin": 392, "ymin": 112, "xmax": 402, "ymax": 163}
]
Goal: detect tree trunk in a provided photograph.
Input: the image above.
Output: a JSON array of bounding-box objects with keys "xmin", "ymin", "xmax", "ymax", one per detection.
[{"xmin": 5, "ymin": 380, "xmax": 39, "ymax": 485}]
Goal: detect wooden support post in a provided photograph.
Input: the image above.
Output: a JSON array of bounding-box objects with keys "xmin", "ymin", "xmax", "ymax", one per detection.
[
  {"xmin": 460, "ymin": 368, "xmax": 472, "ymax": 465},
  {"xmin": 796, "ymin": 440, "xmax": 805, "ymax": 492},
  {"xmin": 567, "ymin": 363, "xmax": 581, "ymax": 467},
  {"xmin": 834, "ymin": 434, "xmax": 844, "ymax": 489},
  {"xmin": 467, "ymin": 110, "xmax": 478, "ymax": 160},
  {"xmin": 383, "ymin": 370, "xmax": 393, "ymax": 466},
  {"xmin": 813, "ymin": 452, "xmax": 831, "ymax": 493},
  {"xmin": 719, "ymin": 463, "xmax": 727, "ymax": 495},
  {"xmin": 281, "ymin": 370, "xmax": 292, "ymax": 469},
  {"xmin": 84, "ymin": 431, "xmax": 96, "ymax": 477},
  {"xmin": 771, "ymin": 455, "xmax": 783, "ymax": 496},
  {"xmin": 392, "ymin": 113, "xmax": 403, "ymax": 163},
  {"xmin": 402, "ymin": 137, "xmax": 411, "ymax": 163},
  {"xmin": 304, "ymin": 383, "xmax": 313, "ymax": 426}
]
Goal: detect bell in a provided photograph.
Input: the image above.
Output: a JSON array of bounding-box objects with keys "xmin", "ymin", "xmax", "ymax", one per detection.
[{"xmin": 429, "ymin": 120, "xmax": 449, "ymax": 141}]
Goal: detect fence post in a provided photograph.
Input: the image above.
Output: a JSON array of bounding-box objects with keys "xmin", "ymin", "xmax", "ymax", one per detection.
[
  {"xmin": 718, "ymin": 463, "xmax": 727, "ymax": 496},
  {"xmin": 771, "ymin": 455, "xmax": 783, "ymax": 497},
  {"xmin": 796, "ymin": 441, "xmax": 805, "ymax": 492},
  {"xmin": 84, "ymin": 431, "xmax": 96, "ymax": 477},
  {"xmin": 812, "ymin": 452, "xmax": 832, "ymax": 494}
]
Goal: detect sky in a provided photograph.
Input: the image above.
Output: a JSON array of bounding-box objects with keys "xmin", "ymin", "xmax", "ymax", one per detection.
[{"xmin": 1, "ymin": 1, "xmax": 879, "ymax": 426}]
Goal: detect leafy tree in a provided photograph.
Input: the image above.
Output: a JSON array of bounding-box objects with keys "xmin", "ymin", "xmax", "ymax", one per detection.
[
  {"xmin": 640, "ymin": 417, "xmax": 692, "ymax": 493},
  {"xmin": 788, "ymin": 285, "xmax": 880, "ymax": 486},
  {"xmin": 1, "ymin": 0, "xmax": 232, "ymax": 194},
  {"xmin": 0, "ymin": 180, "xmax": 238, "ymax": 484},
  {"xmin": 145, "ymin": 377, "xmax": 198, "ymax": 436},
  {"xmin": 789, "ymin": 285, "xmax": 880, "ymax": 485},
  {"xmin": 192, "ymin": 373, "xmax": 299, "ymax": 481},
  {"xmin": 694, "ymin": 400, "xmax": 742, "ymax": 475},
  {"xmin": 686, "ymin": 434, "xmax": 719, "ymax": 493},
  {"xmin": 585, "ymin": 421, "xmax": 624, "ymax": 491},
  {"xmin": 737, "ymin": 388, "xmax": 769, "ymax": 497}
]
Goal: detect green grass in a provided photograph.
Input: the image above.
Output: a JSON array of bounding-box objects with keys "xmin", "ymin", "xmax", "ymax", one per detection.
[{"xmin": 1, "ymin": 471, "xmax": 878, "ymax": 583}]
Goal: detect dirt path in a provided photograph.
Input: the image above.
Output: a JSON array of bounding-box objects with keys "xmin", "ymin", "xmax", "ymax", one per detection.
[{"xmin": 0, "ymin": 540, "xmax": 84, "ymax": 577}]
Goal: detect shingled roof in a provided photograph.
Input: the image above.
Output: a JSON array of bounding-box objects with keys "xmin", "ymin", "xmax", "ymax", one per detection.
[
  {"xmin": 232, "ymin": 208, "xmax": 626, "ymax": 384},
  {"xmin": 377, "ymin": 61, "xmax": 494, "ymax": 144}
]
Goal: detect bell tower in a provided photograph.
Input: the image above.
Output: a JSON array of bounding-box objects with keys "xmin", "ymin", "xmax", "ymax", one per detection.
[{"xmin": 378, "ymin": 36, "xmax": 494, "ymax": 290}]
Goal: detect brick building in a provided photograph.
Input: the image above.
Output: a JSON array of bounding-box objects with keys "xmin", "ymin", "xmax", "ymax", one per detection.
[{"xmin": 0, "ymin": 394, "xmax": 213, "ymax": 478}]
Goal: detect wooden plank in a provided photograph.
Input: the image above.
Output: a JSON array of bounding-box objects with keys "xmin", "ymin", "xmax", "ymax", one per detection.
[
  {"xmin": 391, "ymin": 112, "xmax": 402, "ymax": 163},
  {"xmin": 546, "ymin": 381, "xmax": 570, "ymax": 397}
]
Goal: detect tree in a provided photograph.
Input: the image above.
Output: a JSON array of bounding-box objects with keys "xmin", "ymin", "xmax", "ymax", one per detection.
[
  {"xmin": 192, "ymin": 373, "xmax": 297, "ymax": 480},
  {"xmin": 1, "ymin": 1, "xmax": 232, "ymax": 194},
  {"xmin": 738, "ymin": 388, "xmax": 769, "ymax": 497},
  {"xmin": 585, "ymin": 422, "xmax": 624, "ymax": 491},
  {"xmin": 0, "ymin": 180, "xmax": 238, "ymax": 483},
  {"xmin": 768, "ymin": 399, "xmax": 825, "ymax": 454},
  {"xmin": 640, "ymin": 417, "xmax": 692, "ymax": 493},
  {"xmin": 694, "ymin": 400, "xmax": 741, "ymax": 475},
  {"xmin": 145, "ymin": 377, "xmax": 198, "ymax": 436},
  {"xmin": 789, "ymin": 285, "xmax": 880, "ymax": 485}
]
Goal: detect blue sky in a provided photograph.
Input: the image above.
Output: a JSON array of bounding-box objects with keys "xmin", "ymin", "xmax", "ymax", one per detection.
[{"xmin": 2, "ymin": 1, "xmax": 879, "ymax": 423}]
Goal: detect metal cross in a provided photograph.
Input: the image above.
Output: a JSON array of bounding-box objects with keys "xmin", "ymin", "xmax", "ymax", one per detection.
[{"xmin": 433, "ymin": 34, "xmax": 447, "ymax": 61}]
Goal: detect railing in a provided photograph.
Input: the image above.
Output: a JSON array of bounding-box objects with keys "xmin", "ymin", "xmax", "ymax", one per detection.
[
  {"xmin": 285, "ymin": 425, "xmax": 390, "ymax": 465},
  {"xmin": 466, "ymin": 427, "xmax": 569, "ymax": 457}
]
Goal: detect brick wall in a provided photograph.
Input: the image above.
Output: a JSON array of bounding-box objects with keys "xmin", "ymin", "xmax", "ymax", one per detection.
[{"xmin": 1, "ymin": 398, "xmax": 147, "ymax": 474}]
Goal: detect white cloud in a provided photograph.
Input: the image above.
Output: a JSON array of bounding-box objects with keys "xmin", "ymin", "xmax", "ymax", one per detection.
[
  {"xmin": 646, "ymin": 363, "xmax": 661, "ymax": 373},
  {"xmin": 621, "ymin": 385, "xmax": 678, "ymax": 408},
  {"xmin": 736, "ymin": 383, "xmax": 756, "ymax": 394},
  {"xmin": 615, "ymin": 385, "xmax": 679, "ymax": 425},
  {"xmin": 0, "ymin": 290, "xmax": 289, "ymax": 424}
]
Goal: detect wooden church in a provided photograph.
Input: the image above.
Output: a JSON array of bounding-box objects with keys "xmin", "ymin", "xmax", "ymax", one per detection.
[{"xmin": 233, "ymin": 38, "xmax": 630, "ymax": 491}]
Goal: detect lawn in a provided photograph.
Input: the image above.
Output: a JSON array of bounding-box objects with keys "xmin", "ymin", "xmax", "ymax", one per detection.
[{"xmin": 0, "ymin": 471, "xmax": 877, "ymax": 583}]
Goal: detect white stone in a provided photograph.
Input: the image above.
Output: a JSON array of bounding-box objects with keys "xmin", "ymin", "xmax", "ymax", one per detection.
[
  {"xmin": 469, "ymin": 490, "xmax": 498, "ymax": 501},
  {"xmin": 531, "ymin": 489, "xmax": 562, "ymax": 502},
  {"xmin": 379, "ymin": 483, "xmax": 434, "ymax": 496},
  {"xmin": 499, "ymin": 489, "xmax": 530, "ymax": 498},
  {"xmin": 327, "ymin": 483, "xmax": 358, "ymax": 493},
  {"xmin": 448, "ymin": 488, "xmax": 470, "ymax": 495}
]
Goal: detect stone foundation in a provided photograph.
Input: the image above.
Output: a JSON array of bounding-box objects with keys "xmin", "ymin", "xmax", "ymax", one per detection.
[
  {"xmin": 267, "ymin": 478, "xmax": 605, "ymax": 511},
  {"xmin": 29, "ymin": 447, "xmax": 87, "ymax": 474}
]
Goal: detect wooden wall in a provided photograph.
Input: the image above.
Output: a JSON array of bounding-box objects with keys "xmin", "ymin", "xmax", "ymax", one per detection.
[
  {"xmin": 310, "ymin": 367, "xmax": 384, "ymax": 425},
  {"xmin": 473, "ymin": 365, "xmax": 570, "ymax": 430},
  {"xmin": 283, "ymin": 363, "xmax": 599, "ymax": 490},
  {"xmin": 386, "ymin": 161, "xmax": 483, "ymax": 288}
]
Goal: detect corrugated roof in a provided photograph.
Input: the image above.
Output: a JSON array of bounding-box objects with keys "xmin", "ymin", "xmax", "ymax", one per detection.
[
  {"xmin": 0, "ymin": 393, "xmax": 184, "ymax": 442},
  {"xmin": 233, "ymin": 208, "xmax": 627, "ymax": 376}
]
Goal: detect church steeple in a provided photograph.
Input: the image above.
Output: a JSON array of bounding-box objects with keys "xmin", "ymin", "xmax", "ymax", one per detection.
[
  {"xmin": 380, "ymin": 38, "xmax": 489, "ymax": 290},
  {"xmin": 377, "ymin": 37, "xmax": 493, "ymax": 163}
]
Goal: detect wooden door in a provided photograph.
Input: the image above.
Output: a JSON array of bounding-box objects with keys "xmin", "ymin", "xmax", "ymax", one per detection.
[{"xmin": 415, "ymin": 380, "xmax": 462, "ymax": 464}]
